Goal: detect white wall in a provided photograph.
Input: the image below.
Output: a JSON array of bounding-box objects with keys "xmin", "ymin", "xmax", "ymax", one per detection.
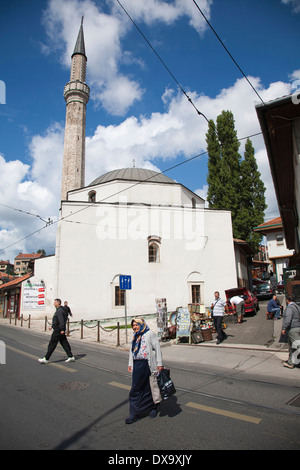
[{"xmin": 54, "ymin": 185, "xmax": 236, "ymax": 320}]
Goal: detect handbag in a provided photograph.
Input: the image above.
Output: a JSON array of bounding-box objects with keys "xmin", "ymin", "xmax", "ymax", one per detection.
[
  {"xmin": 149, "ymin": 373, "xmax": 161, "ymax": 404},
  {"xmin": 156, "ymin": 368, "xmax": 176, "ymax": 401}
]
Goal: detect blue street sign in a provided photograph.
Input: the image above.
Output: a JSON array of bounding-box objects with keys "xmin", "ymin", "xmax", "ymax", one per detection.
[{"xmin": 119, "ymin": 275, "xmax": 132, "ymax": 290}]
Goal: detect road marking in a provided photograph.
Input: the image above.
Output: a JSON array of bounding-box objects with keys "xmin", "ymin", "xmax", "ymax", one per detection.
[
  {"xmin": 186, "ymin": 402, "xmax": 261, "ymax": 424},
  {"xmin": 109, "ymin": 381, "xmax": 131, "ymax": 391},
  {"xmin": 6, "ymin": 345, "xmax": 77, "ymax": 373}
]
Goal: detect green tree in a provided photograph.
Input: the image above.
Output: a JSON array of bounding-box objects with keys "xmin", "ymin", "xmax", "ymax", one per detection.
[
  {"xmin": 237, "ymin": 139, "xmax": 267, "ymax": 251},
  {"xmin": 206, "ymin": 111, "xmax": 266, "ymax": 251}
]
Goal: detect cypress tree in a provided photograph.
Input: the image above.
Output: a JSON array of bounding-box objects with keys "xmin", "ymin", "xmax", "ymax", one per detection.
[
  {"xmin": 206, "ymin": 111, "xmax": 266, "ymax": 250},
  {"xmin": 238, "ymin": 138, "xmax": 267, "ymax": 251}
]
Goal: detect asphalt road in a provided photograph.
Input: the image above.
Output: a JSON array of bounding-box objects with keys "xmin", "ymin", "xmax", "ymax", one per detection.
[{"xmin": 1, "ymin": 318, "xmax": 300, "ymax": 453}]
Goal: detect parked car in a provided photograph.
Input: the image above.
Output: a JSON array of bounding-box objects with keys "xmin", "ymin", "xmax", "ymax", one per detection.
[
  {"xmin": 252, "ymin": 282, "xmax": 274, "ymax": 300},
  {"xmin": 225, "ymin": 287, "xmax": 259, "ymax": 315}
]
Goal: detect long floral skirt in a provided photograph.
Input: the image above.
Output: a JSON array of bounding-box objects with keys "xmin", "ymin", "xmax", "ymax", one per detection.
[{"xmin": 129, "ymin": 359, "xmax": 155, "ymax": 418}]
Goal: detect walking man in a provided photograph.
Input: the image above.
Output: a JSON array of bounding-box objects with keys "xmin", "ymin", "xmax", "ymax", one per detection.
[
  {"xmin": 281, "ymin": 295, "xmax": 300, "ymax": 369},
  {"xmin": 211, "ymin": 291, "xmax": 228, "ymax": 345},
  {"xmin": 39, "ymin": 299, "xmax": 75, "ymax": 364}
]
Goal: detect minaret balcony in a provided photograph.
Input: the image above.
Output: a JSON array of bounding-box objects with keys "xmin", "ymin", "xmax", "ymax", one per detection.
[{"xmin": 64, "ymin": 80, "xmax": 90, "ymax": 103}]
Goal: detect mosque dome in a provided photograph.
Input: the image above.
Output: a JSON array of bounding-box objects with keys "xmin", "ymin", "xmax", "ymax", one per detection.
[{"xmin": 89, "ymin": 168, "xmax": 176, "ymax": 186}]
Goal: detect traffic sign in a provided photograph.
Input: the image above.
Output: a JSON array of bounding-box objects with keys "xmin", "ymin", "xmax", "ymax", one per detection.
[{"xmin": 119, "ymin": 275, "xmax": 132, "ymax": 290}]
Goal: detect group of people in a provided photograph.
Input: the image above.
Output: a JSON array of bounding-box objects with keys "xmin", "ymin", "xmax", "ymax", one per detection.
[{"xmin": 38, "ymin": 288, "xmax": 299, "ymax": 426}]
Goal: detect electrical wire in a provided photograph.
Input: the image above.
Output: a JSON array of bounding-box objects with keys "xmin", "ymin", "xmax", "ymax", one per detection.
[
  {"xmin": 115, "ymin": 0, "xmax": 209, "ymax": 123},
  {"xmin": 191, "ymin": 0, "xmax": 267, "ymax": 108}
]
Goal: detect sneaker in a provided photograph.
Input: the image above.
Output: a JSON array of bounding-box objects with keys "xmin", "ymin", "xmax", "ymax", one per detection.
[
  {"xmin": 65, "ymin": 356, "xmax": 75, "ymax": 363},
  {"xmin": 282, "ymin": 361, "xmax": 294, "ymax": 369},
  {"xmin": 38, "ymin": 357, "xmax": 49, "ymax": 364}
]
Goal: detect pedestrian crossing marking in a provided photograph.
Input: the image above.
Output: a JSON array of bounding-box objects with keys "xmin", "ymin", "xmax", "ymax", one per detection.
[
  {"xmin": 109, "ymin": 381, "xmax": 131, "ymax": 391},
  {"xmin": 186, "ymin": 401, "xmax": 261, "ymax": 424}
]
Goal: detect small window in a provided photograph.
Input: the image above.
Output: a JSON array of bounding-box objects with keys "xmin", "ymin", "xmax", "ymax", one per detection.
[
  {"xmin": 88, "ymin": 190, "xmax": 96, "ymax": 203},
  {"xmin": 276, "ymin": 233, "xmax": 284, "ymax": 245},
  {"xmin": 115, "ymin": 286, "xmax": 125, "ymax": 306},
  {"xmin": 191, "ymin": 285, "xmax": 201, "ymax": 303},
  {"xmin": 148, "ymin": 236, "xmax": 161, "ymax": 263},
  {"xmin": 149, "ymin": 243, "xmax": 160, "ymax": 263}
]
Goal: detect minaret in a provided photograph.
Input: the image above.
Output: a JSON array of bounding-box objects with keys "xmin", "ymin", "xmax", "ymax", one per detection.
[{"xmin": 61, "ymin": 17, "xmax": 90, "ymax": 201}]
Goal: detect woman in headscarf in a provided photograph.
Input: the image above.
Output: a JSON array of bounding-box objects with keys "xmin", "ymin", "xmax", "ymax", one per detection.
[{"xmin": 126, "ymin": 318, "xmax": 163, "ymax": 424}]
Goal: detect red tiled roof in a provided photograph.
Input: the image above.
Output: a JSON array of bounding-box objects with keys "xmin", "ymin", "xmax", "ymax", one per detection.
[
  {"xmin": 254, "ymin": 217, "xmax": 282, "ymax": 232},
  {"xmin": 0, "ymin": 273, "xmax": 32, "ymax": 290},
  {"xmin": 15, "ymin": 253, "xmax": 43, "ymax": 260}
]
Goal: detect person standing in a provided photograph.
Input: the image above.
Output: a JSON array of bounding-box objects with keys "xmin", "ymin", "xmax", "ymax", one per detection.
[
  {"xmin": 211, "ymin": 291, "xmax": 228, "ymax": 345},
  {"xmin": 281, "ymin": 296, "xmax": 300, "ymax": 369},
  {"xmin": 63, "ymin": 301, "xmax": 73, "ymax": 319},
  {"xmin": 230, "ymin": 295, "xmax": 245, "ymax": 324},
  {"xmin": 39, "ymin": 299, "xmax": 75, "ymax": 364},
  {"xmin": 126, "ymin": 318, "xmax": 163, "ymax": 424}
]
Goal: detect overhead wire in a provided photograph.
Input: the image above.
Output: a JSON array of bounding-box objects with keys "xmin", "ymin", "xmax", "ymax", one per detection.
[
  {"xmin": 1, "ymin": 3, "xmax": 290, "ymax": 253},
  {"xmin": 115, "ymin": 0, "xmax": 209, "ymax": 123}
]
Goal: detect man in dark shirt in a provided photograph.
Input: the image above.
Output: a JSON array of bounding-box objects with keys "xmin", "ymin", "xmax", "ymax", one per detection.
[{"xmin": 39, "ymin": 299, "xmax": 75, "ymax": 364}]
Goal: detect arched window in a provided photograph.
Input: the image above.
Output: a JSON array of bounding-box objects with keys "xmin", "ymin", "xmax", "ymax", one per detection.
[
  {"xmin": 148, "ymin": 236, "xmax": 161, "ymax": 263},
  {"xmin": 88, "ymin": 190, "xmax": 96, "ymax": 203}
]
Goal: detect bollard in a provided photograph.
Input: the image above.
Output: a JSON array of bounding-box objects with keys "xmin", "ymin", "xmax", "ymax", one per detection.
[
  {"xmin": 28, "ymin": 315, "xmax": 31, "ymax": 329},
  {"xmin": 97, "ymin": 321, "xmax": 100, "ymax": 342},
  {"xmin": 45, "ymin": 316, "xmax": 47, "ymax": 331},
  {"xmin": 21, "ymin": 314, "xmax": 23, "ymax": 327},
  {"xmin": 117, "ymin": 322, "xmax": 120, "ymax": 347},
  {"xmin": 81, "ymin": 319, "xmax": 83, "ymax": 339}
]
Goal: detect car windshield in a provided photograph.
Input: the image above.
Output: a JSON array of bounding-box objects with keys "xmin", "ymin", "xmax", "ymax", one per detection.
[{"xmin": 257, "ymin": 284, "xmax": 270, "ymax": 290}]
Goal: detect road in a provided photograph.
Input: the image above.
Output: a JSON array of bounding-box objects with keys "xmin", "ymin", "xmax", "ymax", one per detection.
[{"xmin": 0, "ymin": 315, "xmax": 300, "ymax": 452}]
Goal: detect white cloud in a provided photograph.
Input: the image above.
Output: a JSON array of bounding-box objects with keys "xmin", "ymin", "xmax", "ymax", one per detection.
[
  {"xmin": 41, "ymin": 0, "xmax": 213, "ymax": 115},
  {"xmin": 281, "ymin": 0, "xmax": 300, "ymax": 13}
]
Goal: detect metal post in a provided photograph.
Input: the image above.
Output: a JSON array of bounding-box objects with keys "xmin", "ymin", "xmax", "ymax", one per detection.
[
  {"xmin": 45, "ymin": 316, "xmax": 47, "ymax": 331},
  {"xmin": 28, "ymin": 315, "xmax": 31, "ymax": 329},
  {"xmin": 81, "ymin": 319, "xmax": 83, "ymax": 339},
  {"xmin": 97, "ymin": 321, "xmax": 100, "ymax": 342},
  {"xmin": 117, "ymin": 322, "xmax": 120, "ymax": 347},
  {"xmin": 124, "ymin": 290, "xmax": 128, "ymax": 344},
  {"xmin": 21, "ymin": 314, "xmax": 23, "ymax": 327}
]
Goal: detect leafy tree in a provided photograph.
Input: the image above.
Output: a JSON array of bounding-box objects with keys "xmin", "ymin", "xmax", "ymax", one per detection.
[
  {"xmin": 237, "ymin": 139, "xmax": 267, "ymax": 251},
  {"xmin": 206, "ymin": 111, "xmax": 266, "ymax": 251}
]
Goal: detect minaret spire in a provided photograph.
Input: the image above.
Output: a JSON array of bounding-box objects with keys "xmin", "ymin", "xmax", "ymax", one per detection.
[{"xmin": 61, "ymin": 19, "xmax": 90, "ymax": 201}]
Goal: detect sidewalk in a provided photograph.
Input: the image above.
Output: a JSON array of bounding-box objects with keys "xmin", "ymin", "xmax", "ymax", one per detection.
[{"xmin": 1, "ymin": 302, "xmax": 298, "ymax": 385}]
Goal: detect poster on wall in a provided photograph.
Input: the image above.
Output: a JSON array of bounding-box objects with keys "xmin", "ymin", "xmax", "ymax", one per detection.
[{"xmin": 22, "ymin": 281, "xmax": 46, "ymax": 311}]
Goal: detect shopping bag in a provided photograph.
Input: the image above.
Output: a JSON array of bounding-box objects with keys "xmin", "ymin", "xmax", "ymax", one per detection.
[
  {"xmin": 149, "ymin": 373, "xmax": 161, "ymax": 404},
  {"xmin": 156, "ymin": 368, "xmax": 176, "ymax": 401}
]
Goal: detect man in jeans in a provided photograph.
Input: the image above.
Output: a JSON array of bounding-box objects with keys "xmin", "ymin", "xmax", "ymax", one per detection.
[
  {"xmin": 281, "ymin": 295, "xmax": 300, "ymax": 369},
  {"xmin": 39, "ymin": 299, "xmax": 75, "ymax": 364},
  {"xmin": 267, "ymin": 294, "xmax": 281, "ymax": 320},
  {"xmin": 211, "ymin": 291, "xmax": 228, "ymax": 345}
]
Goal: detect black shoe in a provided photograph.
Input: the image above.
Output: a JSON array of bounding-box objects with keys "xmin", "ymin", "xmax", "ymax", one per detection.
[
  {"xmin": 216, "ymin": 339, "xmax": 223, "ymax": 345},
  {"xmin": 125, "ymin": 415, "xmax": 139, "ymax": 424}
]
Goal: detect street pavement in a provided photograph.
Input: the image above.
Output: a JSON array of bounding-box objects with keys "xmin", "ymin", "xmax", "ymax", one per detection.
[{"xmin": 161, "ymin": 296, "xmax": 300, "ymax": 387}]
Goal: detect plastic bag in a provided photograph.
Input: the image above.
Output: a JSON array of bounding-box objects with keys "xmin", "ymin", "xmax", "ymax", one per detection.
[{"xmin": 157, "ymin": 368, "xmax": 176, "ymax": 401}]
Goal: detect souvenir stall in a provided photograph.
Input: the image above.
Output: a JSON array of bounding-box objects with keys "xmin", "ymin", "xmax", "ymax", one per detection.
[{"xmin": 169, "ymin": 304, "xmax": 218, "ymax": 344}]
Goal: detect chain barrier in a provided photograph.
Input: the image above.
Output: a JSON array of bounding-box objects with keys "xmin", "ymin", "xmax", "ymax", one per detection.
[{"xmin": 3, "ymin": 314, "xmax": 124, "ymax": 346}]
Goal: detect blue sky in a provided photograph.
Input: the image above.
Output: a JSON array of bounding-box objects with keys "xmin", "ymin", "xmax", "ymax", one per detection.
[{"xmin": 1, "ymin": 0, "xmax": 300, "ymax": 261}]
